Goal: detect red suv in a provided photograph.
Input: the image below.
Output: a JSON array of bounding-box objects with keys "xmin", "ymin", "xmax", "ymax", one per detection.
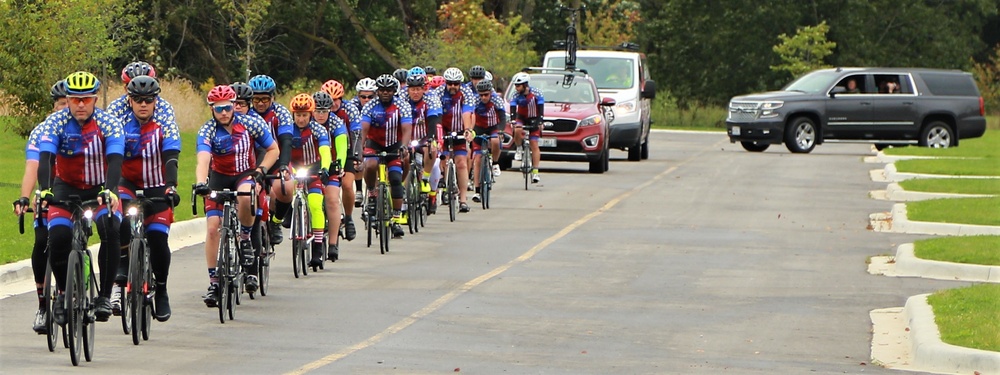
[{"xmin": 501, "ymin": 72, "xmax": 617, "ymax": 173}]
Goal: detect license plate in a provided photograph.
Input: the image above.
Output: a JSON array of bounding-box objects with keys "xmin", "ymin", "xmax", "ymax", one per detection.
[
  {"xmin": 539, "ymin": 138, "xmax": 557, "ymax": 147},
  {"xmin": 731, "ymin": 126, "xmax": 741, "ymax": 136}
]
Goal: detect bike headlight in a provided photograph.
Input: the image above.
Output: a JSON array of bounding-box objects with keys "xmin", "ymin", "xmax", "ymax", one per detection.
[
  {"xmin": 410, "ymin": 140, "xmax": 420, "ymax": 147},
  {"xmin": 296, "ymin": 168, "xmax": 309, "ymax": 179},
  {"xmin": 615, "ymin": 100, "xmax": 636, "ymax": 114},
  {"xmin": 127, "ymin": 206, "xmax": 138, "ymax": 216},
  {"xmin": 579, "ymin": 114, "xmax": 602, "ymax": 127},
  {"xmin": 83, "ymin": 209, "xmax": 93, "ymax": 220}
]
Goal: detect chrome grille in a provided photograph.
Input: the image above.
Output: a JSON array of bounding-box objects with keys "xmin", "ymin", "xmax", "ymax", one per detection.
[
  {"xmin": 543, "ymin": 119, "xmax": 578, "ymax": 133},
  {"xmin": 728, "ymin": 101, "xmax": 759, "ymax": 121}
]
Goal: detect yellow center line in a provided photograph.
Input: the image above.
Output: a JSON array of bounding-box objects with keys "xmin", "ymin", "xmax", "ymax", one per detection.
[{"xmin": 286, "ymin": 141, "xmax": 714, "ymax": 374}]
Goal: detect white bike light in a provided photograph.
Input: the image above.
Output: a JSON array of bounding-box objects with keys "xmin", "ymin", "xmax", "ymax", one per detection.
[
  {"xmin": 127, "ymin": 206, "xmax": 138, "ymax": 216},
  {"xmin": 83, "ymin": 209, "xmax": 94, "ymax": 220},
  {"xmin": 296, "ymin": 168, "xmax": 309, "ymax": 179}
]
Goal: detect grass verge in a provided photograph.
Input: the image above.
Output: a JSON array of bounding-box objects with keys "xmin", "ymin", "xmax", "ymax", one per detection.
[
  {"xmin": 906, "ymin": 197, "xmax": 1000, "ymax": 226},
  {"xmin": 894, "ymin": 158, "xmax": 1000, "ymax": 176},
  {"xmin": 650, "ymin": 97, "xmax": 727, "ymax": 131},
  {"xmin": 884, "ymin": 130, "xmax": 999, "ymax": 158},
  {"xmin": 898, "ymin": 178, "xmax": 1000, "ymax": 195},
  {"xmin": 913, "ymin": 235, "xmax": 1000, "ymax": 266},
  {"xmin": 926, "ymin": 284, "xmax": 1000, "ymax": 352}
]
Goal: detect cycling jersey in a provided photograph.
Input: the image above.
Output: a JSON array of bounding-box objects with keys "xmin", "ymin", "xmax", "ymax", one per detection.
[
  {"xmin": 440, "ymin": 89, "xmax": 473, "ymax": 134},
  {"xmin": 409, "ymin": 94, "xmax": 443, "ymax": 140},
  {"xmin": 121, "ymin": 112, "xmax": 182, "ymax": 189},
  {"xmin": 106, "ymin": 94, "xmax": 177, "ymax": 125},
  {"xmin": 254, "ymin": 102, "xmax": 293, "ymax": 138},
  {"xmin": 361, "ymin": 96, "xmax": 413, "ymax": 147},
  {"xmin": 318, "ymin": 114, "xmax": 348, "ymax": 168},
  {"xmin": 37, "ymin": 108, "xmax": 125, "ymax": 190},
  {"xmin": 332, "ymin": 102, "xmax": 361, "ymax": 133},
  {"xmin": 25, "ymin": 123, "xmax": 46, "ymax": 162},
  {"xmin": 509, "ymin": 86, "xmax": 545, "ymax": 121},
  {"xmin": 473, "ymin": 91, "xmax": 507, "ymax": 129},
  {"xmin": 290, "ymin": 121, "xmax": 331, "ymax": 167},
  {"xmin": 196, "ymin": 113, "xmax": 274, "ymax": 176}
]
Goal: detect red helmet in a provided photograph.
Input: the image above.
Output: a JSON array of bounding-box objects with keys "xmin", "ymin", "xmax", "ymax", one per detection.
[
  {"xmin": 206, "ymin": 85, "xmax": 236, "ymax": 104},
  {"xmin": 120, "ymin": 62, "xmax": 156, "ymax": 84},
  {"xmin": 428, "ymin": 76, "xmax": 445, "ymax": 89},
  {"xmin": 320, "ymin": 80, "xmax": 345, "ymax": 99}
]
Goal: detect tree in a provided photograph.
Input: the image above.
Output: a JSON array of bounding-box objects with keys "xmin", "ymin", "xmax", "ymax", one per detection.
[
  {"xmin": 580, "ymin": 0, "xmax": 640, "ymax": 47},
  {"xmin": 972, "ymin": 44, "xmax": 1000, "ymax": 115},
  {"xmin": 214, "ymin": 0, "xmax": 273, "ymax": 81},
  {"xmin": 771, "ymin": 21, "xmax": 836, "ymax": 79}
]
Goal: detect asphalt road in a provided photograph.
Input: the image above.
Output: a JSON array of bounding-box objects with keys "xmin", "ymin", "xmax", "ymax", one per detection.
[{"xmin": 0, "ymin": 131, "xmax": 962, "ymax": 374}]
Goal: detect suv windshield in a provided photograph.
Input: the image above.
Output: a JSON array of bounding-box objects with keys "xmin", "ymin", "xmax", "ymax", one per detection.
[
  {"xmin": 508, "ymin": 75, "xmax": 596, "ymax": 104},
  {"xmin": 545, "ymin": 57, "xmax": 634, "ymax": 90},
  {"xmin": 782, "ymin": 70, "xmax": 841, "ymax": 93}
]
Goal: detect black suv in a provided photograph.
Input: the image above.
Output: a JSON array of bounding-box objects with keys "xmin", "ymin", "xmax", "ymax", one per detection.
[{"xmin": 726, "ymin": 68, "xmax": 987, "ymax": 153}]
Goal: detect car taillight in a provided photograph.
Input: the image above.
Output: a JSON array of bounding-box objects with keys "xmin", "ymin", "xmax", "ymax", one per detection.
[{"xmin": 981, "ymin": 96, "xmax": 986, "ymax": 116}]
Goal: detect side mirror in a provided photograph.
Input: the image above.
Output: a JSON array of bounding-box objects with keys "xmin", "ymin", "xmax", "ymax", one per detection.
[
  {"xmin": 829, "ymin": 86, "xmax": 846, "ymax": 98},
  {"xmin": 641, "ymin": 79, "xmax": 656, "ymax": 99},
  {"xmin": 600, "ymin": 97, "xmax": 617, "ymax": 106}
]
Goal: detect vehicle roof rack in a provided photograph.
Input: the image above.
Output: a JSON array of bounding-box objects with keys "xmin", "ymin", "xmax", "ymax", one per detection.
[
  {"xmin": 552, "ymin": 41, "xmax": 640, "ymax": 52},
  {"xmin": 521, "ymin": 67, "xmax": 590, "ymax": 76}
]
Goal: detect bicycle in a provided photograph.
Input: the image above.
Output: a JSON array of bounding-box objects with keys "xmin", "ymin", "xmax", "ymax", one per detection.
[
  {"xmin": 405, "ymin": 141, "xmax": 428, "ymax": 234},
  {"xmin": 515, "ymin": 123, "xmax": 537, "ymax": 191},
  {"xmin": 362, "ymin": 151, "xmax": 398, "ymax": 254},
  {"xmin": 121, "ymin": 190, "xmax": 170, "ymax": 345},
  {"xmin": 192, "ymin": 187, "xmax": 251, "ymax": 324},
  {"xmin": 18, "ymin": 199, "xmax": 64, "ymax": 352},
  {"xmin": 288, "ymin": 167, "xmax": 330, "ymax": 275},
  {"xmin": 440, "ymin": 133, "xmax": 465, "ymax": 222},
  {"xmin": 473, "ymin": 133, "xmax": 495, "ymax": 209}
]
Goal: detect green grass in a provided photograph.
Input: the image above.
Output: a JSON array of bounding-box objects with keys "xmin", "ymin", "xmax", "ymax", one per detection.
[
  {"xmin": 913, "ymin": 235, "xmax": 1000, "ymax": 266},
  {"xmin": 926, "ymin": 284, "xmax": 1000, "ymax": 352},
  {"xmin": 906, "ymin": 197, "xmax": 1000, "ymax": 226},
  {"xmin": 1, "ymin": 131, "xmax": 199, "ymax": 265},
  {"xmin": 650, "ymin": 98, "xmax": 728, "ymax": 131},
  {"xmin": 884, "ymin": 130, "xmax": 1000, "ymax": 158},
  {"xmin": 899, "ymin": 178, "xmax": 1000, "ymax": 195},
  {"xmin": 894, "ymin": 158, "xmax": 1000, "ymax": 176}
]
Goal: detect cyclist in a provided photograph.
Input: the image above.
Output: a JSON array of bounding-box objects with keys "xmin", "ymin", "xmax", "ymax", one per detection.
[
  {"xmin": 112, "ymin": 76, "xmax": 181, "ymax": 321},
  {"xmin": 427, "ymin": 76, "xmax": 446, "ymax": 98},
  {"xmin": 106, "ymin": 61, "xmax": 175, "ymax": 121},
  {"xmin": 36, "ymin": 71, "xmax": 124, "ymax": 324},
  {"xmin": 437, "ymin": 67, "xmax": 474, "ymax": 213},
  {"xmin": 508, "ymin": 72, "xmax": 545, "ymax": 183},
  {"xmin": 424, "ymin": 66, "xmax": 437, "ymax": 78},
  {"xmin": 230, "ymin": 82, "xmax": 258, "ymax": 117},
  {"xmin": 247, "ymin": 74, "xmax": 294, "ymax": 246},
  {"xmin": 470, "ymin": 79, "xmax": 507, "ymax": 203},
  {"xmin": 359, "ymin": 74, "xmax": 412, "ymax": 238},
  {"xmin": 285, "ymin": 94, "xmax": 336, "ymax": 267},
  {"xmin": 312, "ymin": 91, "xmax": 349, "ymax": 260},
  {"xmin": 15, "ymin": 79, "xmax": 69, "ymax": 333},
  {"xmin": 320, "ymin": 80, "xmax": 360, "ymax": 243},
  {"xmin": 392, "ymin": 68, "xmax": 409, "ymax": 97},
  {"xmin": 462, "ymin": 65, "xmax": 489, "ymax": 104},
  {"xmin": 403, "ymin": 72, "xmax": 443, "ymax": 213},
  {"xmin": 348, "ymin": 78, "xmax": 377, "ymax": 208},
  {"xmin": 194, "ymin": 85, "xmax": 279, "ymax": 307}
]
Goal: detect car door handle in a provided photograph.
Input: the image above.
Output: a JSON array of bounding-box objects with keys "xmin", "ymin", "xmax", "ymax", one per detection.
[
  {"xmin": 860, "ymin": 101, "xmax": 872, "ymax": 105},
  {"xmin": 902, "ymin": 101, "xmax": 914, "ymax": 105}
]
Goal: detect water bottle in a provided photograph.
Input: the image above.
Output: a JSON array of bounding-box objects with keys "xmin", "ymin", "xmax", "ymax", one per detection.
[{"xmin": 82, "ymin": 252, "xmax": 92, "ymax": 289}]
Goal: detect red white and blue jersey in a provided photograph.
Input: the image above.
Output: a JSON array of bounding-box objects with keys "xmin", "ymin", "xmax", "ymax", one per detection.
[
  {"xmin": 121, "ymin": 112, "xmax": 182, "ymax": 189},
  {"xmin": 196, "ymin": 113, "xmax": 274, "ymax": 176},
  {"xmin": 290, "ymin": 121, "xmax": 331, "ymax": 167},
  {"xmin": 332, "ymin": 101, "xmax": 361, "ymax": 133},
  {"xmin": 440, "ymin": 89, "xmax": 473, "ymax": 134},
  {"xmin": 361, "ymin": 97, "xmax": 412, "ymax": 146},
  {"xmin": 509, "ymin": 86, "xmax": 545, "ymax": 120},
  {"xmin": 25, "ymin": 122, "xmax": 46, "ymax": 162},
  {"xmin": 254, "ymin": 103, "xmax": 293, "ymax": 139},
  {"xmin": 473, "ymin": 92, "xmax": 507, "ymax": 128},
  {"xmin": 37, "ymin": 109, "xmax": 125, "ymax": 190},
  {"xmin": 319, "ymin": 114, "xmax": 348, "ymax": 157},
  {"xmin": 107, "ymin": 95, "xmax": 177, "ymax": 127},
  {"xmin": 408, "ymin": 94, "xmax": 442, "ymax": 139}
]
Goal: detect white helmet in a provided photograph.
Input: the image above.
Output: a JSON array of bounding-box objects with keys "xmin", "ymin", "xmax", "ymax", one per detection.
[
  {"xmin": 484, "ymin": 71, "xmax": 493, "ymax": 81},
  {"xmin": 356, "ymin": 77, "xmax": 377, "ymax": 92},
  {"xmin": 511, "ymin": 72, "xmax": 530, "ymax": 85},
  {"xmin": 442, "ymin": 67, "xmax": 464, "ymax": 82}
]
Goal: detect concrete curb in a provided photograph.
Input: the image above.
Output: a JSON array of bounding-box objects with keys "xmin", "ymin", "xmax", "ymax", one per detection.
[
  {"xmin": 893, "ymin": 243, "xmax": 1000, "ymax": 283},
  {"xmin": 883, "ymin": 163, "xmax": 1000, "ymax": 183},
  {"xmin": 873, "ymin": 182, "xmax": 996, "ymax": 202},
  {"xmin": 905, "ymin": 294, "xmax": 1000, "ymax": 374},
  {"xmin": 875, "ymin": 203, "xmax": 1000, "ymax": 236},
  {"xmin": 0, "ymin": 217, "xmax": 207, "ymax": 296}
]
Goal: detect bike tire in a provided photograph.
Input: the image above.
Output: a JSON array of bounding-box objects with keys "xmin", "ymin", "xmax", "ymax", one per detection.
[
  {"xmin": 82, "ymin": 258, "xmax": 96, "ymax": 363},
  {"xmin": 377, "ymin": 183, "xmax": 389, "ymax": 254},
  {"xmin": 366, "ymin": 196, "xmax": 373, "ymax": 247},
  {"xmin": 301, "ymin": 201, "xmax": 311, "ymax": 275},
  {"xmin": 259, "ymin": 241, "xmax": 271, "ymax": 297},
  {"xmin": 480, "ymin": 153, "xmax": 490, "ymax": 210},
  {"xmin": 44, "ymin": 262, "xmax": 58, "ymax": 352},
  {"xmin": 66, "ymin": 253, "xmax": 82, "ymax": 366},
  {"xmin": 523, "ymin": 141, "xmax": 531, "ymax": 190},
  {"xmin": 408, "ymin": 176, "xmax": 418, "ymax": 234},
  {"xmin": 448, "ymin": 162, "xmax": 457, "ymax": 222},
  {"xmin": 128, "ymin": 240, "xmax": 143, "ymax": 345},
  {"xmin": 227, "ymin": 281, "xmax": 237, "ymax": 320},
  {"xmin": 141, "ymin": 248, "xmax": 153, "ymax": 341},
  {"xmin": 218, "ymin": 231, "xmax": 230, "ymax": 324}
]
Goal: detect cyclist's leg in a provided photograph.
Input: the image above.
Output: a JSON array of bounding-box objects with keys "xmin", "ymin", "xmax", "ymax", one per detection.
[
  {"xmin": 529, "ymin": 125, "xmax": 542, "ymax": 180},
  {"xmin": 307, "ymin": 177, "xmax": 326, "ymax": 265},
  {"xmin": 490, "ymin": 125, "xmax": 501, "ymax": 163},
  {"xmin": 144, "ymin": 195, "xmax": 173, "ymax": 320},
  {"xmin": 45, "ymin": 202, "xmax": 72, "ymax": 325},
  {"xmin": 31, "ymin": 213, "xmax": 48, "ymax": 303},
  {"xmin": 268, "ymin": 171, "xmax": 293, "ymax": 244},
  {"xmin": 470, "ymin": 133, "xmax": 484, "ymax": 193},
  {"xmin": 453, "ymin": 145, "xmax": 470, "ymax": 205},
  {"xmin": 324, "ymin": 180, "xmax": 342, "ymax": 258}
]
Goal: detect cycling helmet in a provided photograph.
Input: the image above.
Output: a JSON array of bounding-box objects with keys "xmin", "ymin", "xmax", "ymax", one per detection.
[
  {"xmin": 428, "ymin": 76, "xmax": 445, "ymax": 89},
  {"xmin": 468, "ymin": 65, "xmax": 486, "ymax": 79},
  {"xmin": 126, "ymin": 76, "xmax": 161, "ymax": 96},
  {"xmin": 484, "ymin": 71, "xmax": 493, "ymax": 81},
  {"xmin": 320, "ymin": 80, "xmax": 345, "ymax": 99},
  {"xmin": 406, "ymin": 74, "xmax": 425, "ymax": 87},
  {"xmin": 65, "ymin": 71, "xmax": 101, "ymax": 95},
  {"xmin": 50, "ymin": 80, "xmax": 68, "ymax": 100},
  {"xmin": 424, "ymin": 66, "xmax": 436, "ymax": 75},
  {"xmin": 475, "ymin": 80, "xmax": 493, "ymax": 93},
  {"xmin": 120, "ymin": 61, "xmax": 156, "ymax": 84},
  {"xmin": 375, "ymin": 74, "xmax": 399, "ymax": 91},
  {"xmin": 355, "ymin": 77, "xmax": 377, "ymax": 92},
  {"xmin": 206, "ymin": 85, "xmax": 237, "ymax": 104},
  {"xmin": 248, "ymin": 74, "xmax": 276, "ymax": 95},
  {"xmin": 313, "ymin": 91, "xmax": 334, "ymax": 110},
  {"xmin": 392, "ymin": 68, "xmax": 408, "ymax": 83},
  {"xmin": 408, "ymin": 66, "xmax": 426, "ymax": 78},
  {"xmin": 511, "ymin": 72, "xmax": 530, "ymax": 85},
  {"xmin": 289, "ymin": 93, "xmax": 315, "ymax": 112},
  {"xmin": 442, "ymin": 67, "xmax": 464, "ymax": 82},
  {"xmin": 230, "ymin": 82, "xmax": 254, "ymax": 100}
]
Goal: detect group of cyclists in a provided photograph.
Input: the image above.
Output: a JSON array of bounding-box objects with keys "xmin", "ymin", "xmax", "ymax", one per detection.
[{"xmin": 13, "ymin": 60, "xmax": 547, "ymax": 338}]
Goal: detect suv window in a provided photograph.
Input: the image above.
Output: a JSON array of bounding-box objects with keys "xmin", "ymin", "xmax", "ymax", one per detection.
[
  {"xmin": 874, "ymin": 74, "xmax": 912, "ymax": 94},
  {"xmin": 507, "ymin": 75, "xmax": 596, "ymax": 104},
  {"xmin": 834, "ymin": 74, "xmax": 870, "ymax": 94},
  {"xmin": 783, "ymin": 70, "xmax": 841, "ymax": 93},
  {"xmin": 920, "ymin": 72, "xmax": 979, "ymax": 96},
  {"xmin": 545, "ymin": 56, "xmax": 635, "ymax": 90}
]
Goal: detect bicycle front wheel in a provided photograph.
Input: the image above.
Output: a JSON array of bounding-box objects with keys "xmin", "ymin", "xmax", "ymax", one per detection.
[
  {"xmin": 66, "ymin": 253, "xmax": 83, "ymax": 366},
  {"xmin": 523, "ymin": 142, "xmax": 532, "ymax": 190},
  {"xmin": 448, "ymin": 162, "xmax": 457, "ymax": 222},
  {"xmin": 291, "ymin": 198, "xmax": 303, "ymax": 278},
  {"xmin": 128, "ymin": 240, "xmax": 144, "ymax": 345},
  {"xmin": 378, "ymin": 183, "xmax": 390, "ymax": 254},
  {"xmin": 140, "ymin": 248, "xmax": 153, "ymax": 341},
  {"xmin": 44, "ymin": 262, "xmax": 58, "ymax": 352},
  {"xmin": 82, "ymin": 256, "xmax": 97, "ymax": 363}
]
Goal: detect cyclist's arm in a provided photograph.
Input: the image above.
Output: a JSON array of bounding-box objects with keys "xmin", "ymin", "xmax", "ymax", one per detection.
[
  {"xmin": 103, "ymin": 118, "xmax": 125, "ymax": 194},
  {"xmin": 20, "ymin": 160, "xmax": 38, "ymax": 200},
  {"xmin": 426, "ymin": 115, "xmax": 441, "ymax": 142},
  {"xmin": 195, "ymin": 151, "xmax": 211, "ymax": 184},
  {"xmin": 37, "ymin": 152, "xmax": 53, "ymax": 191},
  {"xmin": 259, "ymin": 142, "xmax": 279, "ymax": 173},
  {"xmin": 334, "ymin": 133, "xmax": 347, "ymax": 169},
  {"xmin": 163, "ymin": 149, "xmax": 180, "ymax": 187},
  {"xmin": 360, "ymin": 121, "xmax": 370, "ymax": 153},
  {"xmin": 276, "ymin": 133, "xmax": 292, "ymax": 170}
]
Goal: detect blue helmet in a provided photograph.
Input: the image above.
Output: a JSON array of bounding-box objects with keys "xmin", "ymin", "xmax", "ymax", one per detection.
[
  {"xmin": 248, "ymin": 75, "xmax": 276, "ymax": 95},
  {"xmin": 408, "ymin": 66, "xmax": 426, "ymax": 78}
]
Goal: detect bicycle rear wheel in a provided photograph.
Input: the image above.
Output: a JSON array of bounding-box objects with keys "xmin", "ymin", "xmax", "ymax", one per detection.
[
  {"xmin": 523, "ymin": 141, "xmax": 532, "ymax": 190},
  {"xmin": 82, "ymin": 259, "xmax": 96, "ymax": 362},
  {"xmin": 291, "ymin": 198, "xmax": 303, "ymax": 278},
  {"xmin": 407, "ymin": 176, "xmax": 418, "ymax": 234},
  {"xmin": 378, "ymin": 183, "xmax": 390, "ymax": 254},
  {"xmin": 448, "ymin": 162, "xmax": 457, "ymax": 222},
  {"xmin": 128, "ymin": 241, "xmax": 144, "ymax": 345},
  {"xmin": 44, "ymin": 262, "xmax": 58, "ymax": 352},
  {"xmin": 66, "ymin": 253, "xmax": 83, "ymax": 366},
  {"xmin": 217, "ymin": 237, "xmax": 230, "ymax": 324},
  {"xmin": 140, "ymin": 251, "xmax": 153, "ymax": 341}
]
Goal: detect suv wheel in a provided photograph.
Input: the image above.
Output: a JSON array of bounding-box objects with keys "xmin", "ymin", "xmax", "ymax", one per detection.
[
  {"xmin": 784, "ymin": 117, "xmax": 817, "ymax": 153},
  {"xmin": 740, "ymin": 141, "xmax": 770, "ymax": 152},
  {"xmin": 589, "ymin": 150, "xmax": 607, "ymax": 174},
  {"xmin": 640, "ymin": 135, "xmax": 649, "ymax": 160},
  {"xmin": 919, "ymin": 121, "xmax": 953, "ymax": 148},
  {"xmin": 627, "ymin": 141, "xmax": 641, "ymax": 161}
]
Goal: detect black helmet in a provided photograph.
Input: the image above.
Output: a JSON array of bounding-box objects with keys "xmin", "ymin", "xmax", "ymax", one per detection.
[
  {"xmin": 230, "ymin": 82, "xmax": 254, "ymax": 101},
  {"xmin": 475, "ymin": 79, "xmax": 493, "ymax": 93},
  {"xmin": 312, "ymin": 91, "xmax": 334, "ymax": 110},
  {"xmin": 375, "ymin": 74, "xmax": 399, "ymax": 91},
  {"xmin": 126, "ymin": 75, "xmax": 161, "ymax": 96},
  {"xmin": 50, "ymin": 79, "xmax": 68, "ymax": 100},
  {"xmin": 469, "ymin": 65, "xmax": 486, "ymax": 79},
  {"xmin": 392, "ymin": 68, "xmax": 408, "ymax": 83},
  {"xmin": 424, "ymin": 65, "xmax": 437, "ymax": 75},
  {"xmin": 406, "ymin": 74, "xmax": 426, "ymax": 87}
]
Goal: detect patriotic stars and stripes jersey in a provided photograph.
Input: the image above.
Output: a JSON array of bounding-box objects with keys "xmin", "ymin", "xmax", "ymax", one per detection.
[
  {"xmin": 196, "ymin": 113, "xmax": 275, "ymax": 176},
  {"xmin": 36, "ymin": 108, "xmax": 125, "ymax": 190},
  {"xmin": 473, "ymin": 91, "xmax": 507, "ymax": 128},
  {"xmin": 107, "ymin": 94, "xmax": 178, "ymax": 129},
  {"xmin": 361, "ymin": 96, "xmax": 412, "ymax": 147},
  {"xmin": 25, "ymin": 123, "xmax": 46, "ymax": 162},
  {"xmin": 319, "ymin": 113, "xmax": 348, "ymax": 159},
  {"xmin": 332, "ymin": 101, "xmax": 361, "ymax": 133},
  {"xmin": 408, "ymin": 92, "xmax": 443, "ymax": 139},
  {"xmin": 120, "ymin": 111, "xmax": 182, "ymax": 189},
  {"xmin": 509, "ymin": 86, "xmax": 545, "ymax": 121},
  {"xmin": 254, "ymin": 102, "xmax": 293, "ymax": 138},
  {"xmin": 439, "ymin": 88, "xmax": 473, "ymax": 134},
  {"xmin": 290, "ymin": 120, "xmax": 331, "ymax": 167}
]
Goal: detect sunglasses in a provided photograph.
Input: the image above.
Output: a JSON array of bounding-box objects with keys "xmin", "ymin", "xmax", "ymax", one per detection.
[
  {"xmin": 358, "ymin": 95, "xmax": 375, "ymax": 99},
  {"xmin": 479, "ymin": 93, "xmax": 492, "ymax": 97},
  {"xmin": 68, "ymin": 96, "xmax": 97, "ymax": 105},
  {"xmin": 213, "ymin": 104, "xmax": 234, "ymax": 113},
  {"xmin": 234, "ymin": 100, "xmax": 249, "ymax": 107},
  {"xmin": 251, "ymin": 97, "xmax": 272, "ymax": 104},
  {"xmin": 313, "ymin": 109, "xmax": 330, "ymax": 115},
  {"xmin": 446, "ymin": 82, "xmax": 462, "ymax": 86},
  {"xmin": 130, "ymin": 95, "xmax": 156, "ymax": 104}
]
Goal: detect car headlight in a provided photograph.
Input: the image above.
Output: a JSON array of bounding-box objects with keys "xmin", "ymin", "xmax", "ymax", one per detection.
[
  {"xmin": 615, "ymin": 100, "xmax": 636, "ymax": 114},
  {"xmin": 759, "ymin": 101, "xmax": 783, "ymax": 119},
  {"xmin": 579, "ymin": 114, "xmax": 602, "ymax": 127}
]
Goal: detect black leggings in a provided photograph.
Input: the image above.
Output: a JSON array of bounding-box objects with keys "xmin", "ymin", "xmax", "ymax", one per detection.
[
  {"xmin": 48, "ymin": 210, "xmax": 120, "ymax": 298},
  {"xmin": 31, "ymin": 223, "xmax": 48, "ymax": 285},
  {"xmin": 118, "ymin": 200, "xmax": 173, "ymax": 286}
]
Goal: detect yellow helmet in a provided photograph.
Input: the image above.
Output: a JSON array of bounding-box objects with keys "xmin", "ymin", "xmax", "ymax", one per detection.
[{"xmin": 65, "ymin": 71, "xmax": 100, "ymax": 95}]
